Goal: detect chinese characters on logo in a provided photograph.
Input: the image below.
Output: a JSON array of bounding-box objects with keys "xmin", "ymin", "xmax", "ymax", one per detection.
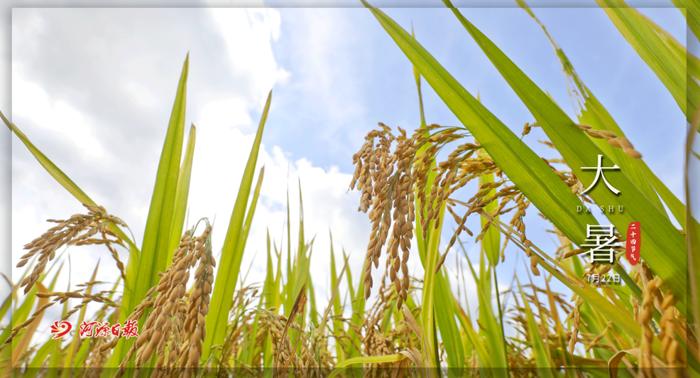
[{"xmin": 49, "ymin": 320, "xmax": 138, "ymax": 339}]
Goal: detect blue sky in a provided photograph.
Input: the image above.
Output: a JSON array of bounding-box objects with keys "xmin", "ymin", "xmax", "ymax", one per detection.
[
  {"xmin": 267, "ymin": 6, "xmax": 686, "ymax": 177},
  {"xmin": 6, "ymin": 4, "xmax": 689, "ymax": 325}
]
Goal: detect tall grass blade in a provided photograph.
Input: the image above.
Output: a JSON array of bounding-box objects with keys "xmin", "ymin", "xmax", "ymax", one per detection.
[
  {"xmin": 167, "ymin": 124, "xmax": 197, "ymax": 260},
  {"xmin": 344, "ymin": 250, "xmax": 365, "ymax": 359},
  {"xmin": 445, "ymin": 3, "xmax": 687, "ymax": 301},
  {"xmin": 479, "ymin": 155, "xmax": 500, "ymax": 266},
  {"xmin": 363, "ymin": 0, "xmax": 596, "ymax": 251},
  {"xmin": 410, "ymin": 42, "xmax": 465, "ymax": 367},
  {"xmin": 670, "ymin": 0, "xmax": 700, "ymax": 40},
  {"xmin": 2, "ymin": 261, "xmax": 63, "ymax": 363},
  {"xmin": 202, "ymin": 91, "xmax": 271, "ymax": 361},
  {"xmin": 517, "ymin": 0, "xmax": 669, "ymax": 219},
  {"xmin": 11, "ymin": 283, "xmax": 48, "ymax": 367},
  {"xmin": 62, "ymin": 262, "xmax": 100, "ymax": 369},
  {"xmin": 132, "ymin": 53, "xmax": 189, "ymax": 313},
  {"xmin": 686, "ymin": 107, "xmax": 700, "ymax": 364},
  {"xmin": 517, "ymin": 280, "xmax": 555, "ymax": 375},
  {"xmin": 0, "ymin": 113, "xmax": 136, "ymax": 250},
  {"xmin": 445, "ymin": 0, "xmax": 687, "ymax": 302},
  {"xmin": 1, "ymin": 112, "xmax": 94, "ymax": 207},
  {"xmin": 108, "ymin": 54, "xmax": 190, "ymax": 367},
  {"xmin": 597, "ymin": 0, "xmax": 699, "ymax": 121},
  {"xmin": 329, "ymin": 233, "xmax": 345, "ymax": 361}
]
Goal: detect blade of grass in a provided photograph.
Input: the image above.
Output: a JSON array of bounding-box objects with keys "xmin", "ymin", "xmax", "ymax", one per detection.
[
  {"xmin": 517, "ymin": 280, "xmax": 555, "ymax": 376},
  {"xmin": 495, "ymin": 218, "xmax": 641, "ymax": 338},
  {"xmin": 132, "ymin": 53, "xmax": 189, "ymax": 312},
  {"xmin": 202, "ymin": 91, "xmax": 271, "ymax": 361},
  {"xmin": 445, "ymin": 3, "xmax": 687, "ymax": 301},
  {"xmin": 167, "ymin": 124, "xmax": 197, "ymax": 260},
  {"xmin": 479, "ymin": 153, "xmax": 500, "ymax": 266},
  {"xmin": 0, "ymin": 112, "xmax": 136, "ymax": 250},
  {"xmin": 670, "ymin": 0, "xmax": 700, "ymax": 40},
  {"xmin": 62, "ymin": 262, "xmax": 100, "ymax": 370},
  {"xmin": 365, "ymin": 12, "xmax": 616, "ymax": 363},
  {"xmin": 331, "ymin": 353, "xmax": 406, "ymax": 370},
  {"xmin": 363, "ymin": 0, "xmax": 596, "ymax": 248},
  {"xmin": 686, "ymin": 105, "xmax": 700, "ymax": 364},
  {"xmin": 307, "ymin": 275, "xmax": 319, "ymax": 329},
  {"xmin": 1, "ymin": 261, "xmax": 63, "ymax": 359},
  {"xmin": 412, "ymin": 27, "xmax": 427, "ymax": 128},
  {"xmin": 597, "ymin": 0, "xmax": 699, "ymax": 121},
  {"xmin": 410, "ymin": 29, "xmax": 467, "ymax": 370},
  {"xmin": 27, "ymin": 263, "xmax": 70, "ymax": 370},
  {"xmin": 329, "ymin": 233, "xmax": 345, "ymax": 362},
  {"xmin": 519, "ymin": 0, "xmax": 690, "ymax": 228},
  {"xmin": 11, "ymin": 283, "xmax": 48, "ymax": 367},
  {"xmin": 108, "ymin": 54, "xmax": 190, "ymax": 367},
  {"xmin": 2, "ymin": 112, "xmax": 93, "ymax": 207},
  {"xmin": 477, "ymin": 250, "xmax": 508, "ymax": 372},
  {"xmin": 344, "ymin": 249, "xmax": 365, "ymax": 359},
  {"xmin": 516, "ymin": 4, "xmax": 653, "ymax": 305},
  {"xmin": 458, "ymin": 249, "xmax": 499, "ymax": 370}
]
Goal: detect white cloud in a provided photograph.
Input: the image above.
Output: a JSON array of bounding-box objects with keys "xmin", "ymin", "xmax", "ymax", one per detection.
[
  {"xmin": 9, "ymin": 7, "xmax": 371, "ymax": 324},
  {"xmin": 13, "ymin": 74, "xmax": 107, "ymax": 161},
  {"xmin": 273, "ymin": 8, "xmax": 372, "ymax": 160},
  {"xmin": 208, "ymin": 8, "xmax": 289, "ymax": 101}
]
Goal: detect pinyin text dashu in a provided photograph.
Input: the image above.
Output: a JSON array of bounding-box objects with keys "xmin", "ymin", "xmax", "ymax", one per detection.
[{"xmin": 576, "ymin": 205, "xmax": 624, "ymax": 214}]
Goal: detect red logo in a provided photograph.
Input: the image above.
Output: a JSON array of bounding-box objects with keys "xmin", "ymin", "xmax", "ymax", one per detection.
[
  {"xmin": 626, "ymin": 222, "xmax": 641, "ymax": 265},
  {"xmin": 49, "ymin": 321, "xmax": 72, "ymax": 339},
  {"xmin": 49, "ymin": 320, "xmax": 138, "ymax": 339}
]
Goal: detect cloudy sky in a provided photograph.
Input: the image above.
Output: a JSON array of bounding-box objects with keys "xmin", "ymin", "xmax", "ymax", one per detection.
[{"xmin": 4, "ymin": 4, "xmax": 689, "ymax": 319}]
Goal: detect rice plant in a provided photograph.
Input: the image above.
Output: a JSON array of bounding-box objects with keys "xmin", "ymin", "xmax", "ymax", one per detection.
[{"xmin": 1, "ymin": 1, "xmax": 698, "ymax": 376}]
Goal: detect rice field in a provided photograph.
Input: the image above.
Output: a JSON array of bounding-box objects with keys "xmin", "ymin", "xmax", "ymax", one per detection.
[{"xmin": 2, "ymin": 1, "xmax": 699, "ymax": 377}]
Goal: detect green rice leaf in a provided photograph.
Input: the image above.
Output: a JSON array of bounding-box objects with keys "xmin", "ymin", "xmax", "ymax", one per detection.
[
  {"xmin": 329, "ymin": 233, "xmax": 345, "ymax": 361},
  {"xmin": 409, "ymin": 43, "xmax": 466, "ymax": 368},
  {"xmin": 597, "ymin": 0, "xmax": 699, "ymax": 121},
  {"xmin": 0, "ymin": 113, "xmax": 136, "ymax": 250},
  {"xmin": 167, "ymin": 124, "xmax": 197, "ymax": 261},
  {"xmin": 517, "ymin": 281, "xmax": 555, "ymax": 374},
  {"xmin": 108, "ymin": 55, "xmax": 190, "ymax": 367},
  {"xmin": 2, "ymin": 262, "xmax": 63, "ymax": 362},
  {"xmin": 1, "ymin": 112, "xmax": 95, "ymax": 207},
  {"xmin": 364, "ymin": 1, "xmax": 595, "ymax": 253},
  {"xmin": 262, "ymin": 230, "xmax": 277, "ymax": 367},
  {"xmin": 202, "ymin": 91, "xmax": 271, "ymax": 362},
  {"xmin": 331, "ymin": 353, "xmax": 406, "ymax": 370},
  {"xmin": 670, "ymin": 0, "xmax": 700, "ymax": 41},
  {"xmin": 445, "ymin": 3, "xmax": 687, "ymax": 301},
  {"xmin": 523, "ymin": 0, "xmax": 694, "ymax": 231},
  {"xmin": 478, "ymin": 259, "xmax": 508, "ymax": 373},
  {"xmin": 11, "ymin": 283, "xmax": 49, "ymax": 366},
  {"xmin": 479, "ymin": 155, "xmax": 500, "ymax": 266},
  {"xmin": 63, "ymin": 262, "xmax": 100, "ymax": 368},
  {"xmin": 517, "ymin": 0, "xmax": 669, "ymax": 219},
  {"xmin": 132, "ymin": 53, "xmax": 189, "ymax": 318},
  {"xmin": 344, "ymin": 250, "xmax": 365, "ymax": 359}
]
